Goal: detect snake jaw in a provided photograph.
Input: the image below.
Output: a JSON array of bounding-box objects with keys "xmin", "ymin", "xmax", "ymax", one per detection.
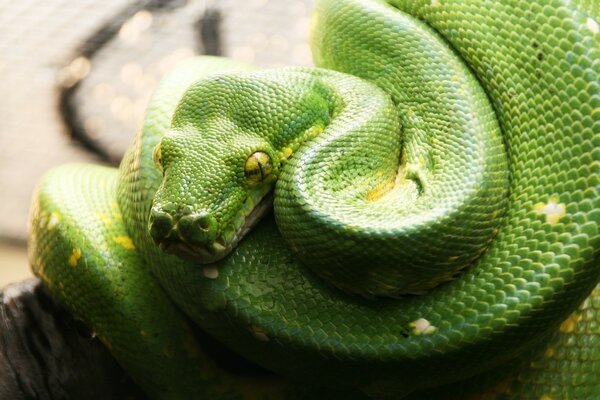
[
  {"xmin": 149, "ymin": 192, "xmax": 274, "ymax": 264},
  {"xmin": 149, "ymin": 210, "xmax": 231, "ymax": 263},
  {"xmin": 158, "ymin": 238, "xmax": 231, "ymax": 264}
]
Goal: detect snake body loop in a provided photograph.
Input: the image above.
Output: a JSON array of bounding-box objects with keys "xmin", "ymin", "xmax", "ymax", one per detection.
[{"xmin": 28, "ymin": 0, "xmax": 599, "ymax": 398}]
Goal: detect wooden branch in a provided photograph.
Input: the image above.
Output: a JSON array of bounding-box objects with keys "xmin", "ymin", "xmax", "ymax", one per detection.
[{"xmin": 0, "ymin": 278, "xmax": 146, "ymax": 399}]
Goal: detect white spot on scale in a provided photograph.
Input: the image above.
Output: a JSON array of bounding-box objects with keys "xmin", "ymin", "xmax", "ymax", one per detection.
[
  {"xmin": 48, "ymin": 212, "xmax": 60, "ymax": 229},
  {"xmin": 587, "ymin": 17, "xmax": 599, "ymax": 34},
  {"xmin": 410, "ymin": 318, "xmax": 437, "ymax": 335},
  {"xmin": 431, "ymin": 0, "xmax": 439, "ymax": 6},
  {"xmin": 203, "ymin": 265, "xmax": 219, "ymax": 279},
  {"xmin": 534, "ymin": 198, "xmax": 566, "ymax": 225}
]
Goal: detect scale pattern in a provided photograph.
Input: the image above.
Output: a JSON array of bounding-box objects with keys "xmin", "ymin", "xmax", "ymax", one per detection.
[
  {"xmin": 410, "ymin": 280, "xmax": 600, "ymax": 399},
  {"xmin": 27, "ymin": 0, "xmax": 600, "ymax": 398}
]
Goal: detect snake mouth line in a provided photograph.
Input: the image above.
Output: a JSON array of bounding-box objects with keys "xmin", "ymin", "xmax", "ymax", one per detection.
[
  {"xmin": 157, "ymin": 192, "xmax": 274, "ymax": 264},
  {"xmin": 158, "ymin": 240, "xmax": 227, "ymax": 263}
]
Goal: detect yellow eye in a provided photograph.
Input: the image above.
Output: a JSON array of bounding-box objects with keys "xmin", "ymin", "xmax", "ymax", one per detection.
[
  {"xmin": 152, "ymin": 144, "xmax": 163, "ymax": 172},
  {"xmin": 245, "ymin": 151, "xmax": 272, "ymax": 185}
]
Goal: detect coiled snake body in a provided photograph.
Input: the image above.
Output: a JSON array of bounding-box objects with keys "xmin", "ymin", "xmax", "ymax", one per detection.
[{"xmin": 29, "ymin": 0, "xmax": 599, "ymax": 398}]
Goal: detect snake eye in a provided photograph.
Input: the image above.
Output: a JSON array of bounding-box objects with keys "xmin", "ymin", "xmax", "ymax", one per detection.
[
  {"xmin": 245, "ymin": 151, "xmax": 272, "ymax": 185},
  {"xmin": 152, "ymin": 144, "xmax": 163, "ymax": 173}
]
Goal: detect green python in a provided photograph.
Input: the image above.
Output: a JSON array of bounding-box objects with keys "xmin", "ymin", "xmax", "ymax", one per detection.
[{"xmin": 28, "ymin": 0, "xmax": 600, "ymax": 398}]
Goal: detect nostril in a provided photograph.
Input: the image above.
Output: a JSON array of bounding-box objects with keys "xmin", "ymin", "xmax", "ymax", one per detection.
[
  {"xmin": 177, "ymin": 213, "xmax": 217, "ymax": 245},
  {"xmin": 149, "ymin": 208, "xmax": 174, "ymax": 242},
  {"xmin": 196, "ymin": 215, "xmax": 212, "ymax": 231}
]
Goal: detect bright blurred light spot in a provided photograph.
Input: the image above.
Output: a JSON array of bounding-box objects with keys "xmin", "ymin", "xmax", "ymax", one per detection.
[
  {"xmin": 119, "ymin": 10, "xmax": 153, "ymax": 44},
  {"xmin": 57, "ymin": 56, "xmax": 91, "ymax": 87}
]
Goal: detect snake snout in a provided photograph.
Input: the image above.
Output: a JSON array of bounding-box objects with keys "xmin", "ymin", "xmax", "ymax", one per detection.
[{"xmin": 149, "ymin": 206, "xmax": 219, "ymax": 249}]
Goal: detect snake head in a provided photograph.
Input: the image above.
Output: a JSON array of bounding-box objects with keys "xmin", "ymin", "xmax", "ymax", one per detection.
[
  {"xmin": 146, "ymin": 71, "xmax": 331, "ymax": 263},
  {"xmin": 148, "ymin": 125, "xmax": 279, "ymax": 264}
]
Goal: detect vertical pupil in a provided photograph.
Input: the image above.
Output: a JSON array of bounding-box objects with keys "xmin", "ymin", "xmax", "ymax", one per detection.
[
  {"xmin": 245, "ymin": 152, "xmax": 271, "ymax": 183},
  {"xmin": 256, "ymin": 159, "xmax": 264, "ymax": 180}
]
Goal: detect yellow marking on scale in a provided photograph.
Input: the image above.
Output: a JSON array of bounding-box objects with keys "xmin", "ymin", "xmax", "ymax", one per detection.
[
  {"xmin": 367, "ymin": 169, "xmax": 396, "ymax": 202},
  {"xmin": 410, "ymin": 318, "xmax": 437, "ymax": 335},
  {"xmin": 111, "ymin": 203, "xmax": 123, "ymax": 220},
  {"xmin": 68, "ymin": 248, "xmax": 82, "ymax": 267},
  {"xmin": 280, "ymin": 146, "xmax": 293, "ymax": 160},
  {"xmin": 543, "ymin": 346, "xmax": 555, "ymax": 358},
  {"xmin": 539, "ymin": 395, "xmax": 553, "ymax": 400},
  {"xmin": 113, "ymin": 235, "xmax": 135, "ymax": 249},
  {"xmin": 366, "ymin": 180, "xmax": 393, "ymax": 202},
  {"xmin": 559, "ymin": 312, "xmax": 581, "ymax": 333},
  {"xmin": 97, "ymin": 212, "xmax": 113, "ymax": 226},
  {"xmin": 306, "ymin": 125, "xmax": 323, "ymax": 138},
  {"xmin": 534, "ymin": 197, "xmax": 566, "ymax": 224}
]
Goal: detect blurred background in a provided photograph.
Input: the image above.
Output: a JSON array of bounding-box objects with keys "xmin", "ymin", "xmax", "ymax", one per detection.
[{"xmin": 0, "ymin": 0, "xmax": 313, "ymax": 285}]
